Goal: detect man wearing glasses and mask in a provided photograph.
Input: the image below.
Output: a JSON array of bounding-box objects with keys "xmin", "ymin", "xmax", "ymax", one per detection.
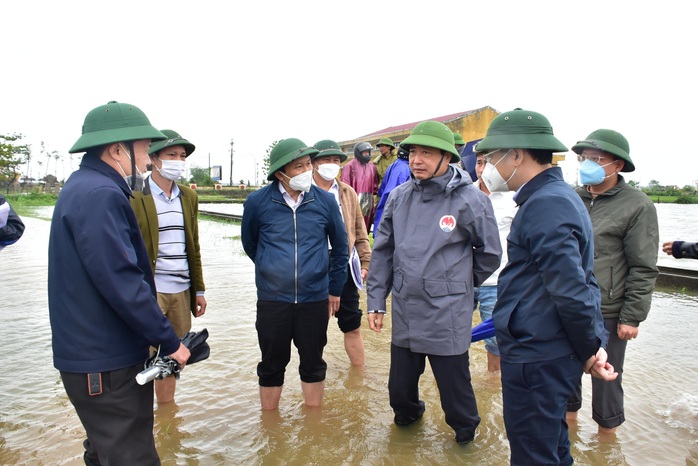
[
  {"xmin": 566, "ymin": 129, "xmax": 659, "ymax": 436},
  {"xmin": 476, "ymin": 109, "xmax": 617, "ymax": 466}
]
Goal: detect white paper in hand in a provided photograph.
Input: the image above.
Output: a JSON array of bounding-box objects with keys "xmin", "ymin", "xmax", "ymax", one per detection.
[{"xmin": 349, "ymin": 246, "xmax": 363, "ymax": 290}]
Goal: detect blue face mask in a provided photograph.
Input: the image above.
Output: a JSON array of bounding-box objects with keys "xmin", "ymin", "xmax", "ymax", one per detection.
[{"xmin": 579, "ymin": 159, "xmax": 614, "ymax": 186}]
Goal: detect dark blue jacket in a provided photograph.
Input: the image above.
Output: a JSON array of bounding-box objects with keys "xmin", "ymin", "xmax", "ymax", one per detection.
[
  {"xmin": 494, "ymin": 167, "xmax": 607, "ymax": 363},
  {"xmin": 48, "ymin": 155, "xmax": 180, "ymax": 373},
  {"xmin": 373, "ymin": 158, "xmax": 411, "ymax": 237},
  {"xmin": 242, "ymin": 181, "xmax": 348, "ymax": 303},
  {"xmin": 0, "ymin": 194, "xmax": 24, "ymax": 246}
]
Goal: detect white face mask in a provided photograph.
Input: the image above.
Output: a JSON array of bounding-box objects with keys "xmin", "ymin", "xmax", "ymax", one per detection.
[
  {"xmin": 157, "ymin": 159, "xmax": 186, "ymax": 181},
  {"xmin": 317, "ymin": 163, "xmax": 341, "ymax": 181},
  {"xmin": 481, "ymin": 150, "xmax": 516, "ymax": 192},
  {"xmin": 281, "ymin": 169, "xmax": 313, "ymax": 193}
]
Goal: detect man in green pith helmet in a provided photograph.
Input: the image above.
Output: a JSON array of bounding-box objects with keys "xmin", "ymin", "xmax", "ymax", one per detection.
[
  {"xmin": 477, "ymin": 108, "xmax": 617, "ymax": 465},
  {"xmin": 367, "ymin": 120, "xmax": 501, "ymax": 445},
  {"xmin": 311, "ymin": 139, "xmax": 371, "ymax": 366},
  {"xmin": 49, "ymin": 101, "xmax": 190, "ymax": 465},
  {"xmin": 566, "ymin": 129, "xmax": 659, "ymax": 436},
  {"xmin": 131, "ymin": 129, "xmax": 207, "ymax": 404},
  {"xmin": 372, "ymin": 137, "xmax": 397, "ymax": 185},
  {"xmin": 241, "ymin": 138, "xmax": 348, "ymax": 410}
]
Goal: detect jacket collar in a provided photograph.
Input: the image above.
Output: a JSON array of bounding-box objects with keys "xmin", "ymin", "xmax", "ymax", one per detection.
[
  {"xmin": 79, "ymin": 154, "xmax": 132, "ymax": 198},
  {"xmin": 515, "ymin": 167, "xmax": 564, "ymax": 206},
  {"xmin": 270, "ymin": 180, "xmax": 318, "ymax": 203},
  {"xmin": 578, "ymin": 175, "xmax": 626, "ymax": 200},
  {"xmin": 410, "ymin": 165, "xmax": 471, "ymax": 201}
]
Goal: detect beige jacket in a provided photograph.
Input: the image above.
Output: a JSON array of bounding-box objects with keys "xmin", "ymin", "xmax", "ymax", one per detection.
[{"xmin": 338, "ymin": 180, "xmax": 371, "ymax": 271}]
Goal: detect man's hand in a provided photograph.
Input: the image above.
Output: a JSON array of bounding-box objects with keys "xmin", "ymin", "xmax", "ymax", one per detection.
[
  {"xmin": 368, "ymin": 313, "xmax": 383, "ymax": 333},
  {"xmin": 195, "ymin": 295, "xmax": 207, "ymax": 317},
  {"xmin": 583, "ymin": 347, "xmax": 618, "ymax": 381},
  {"xmin": 662, "ymin": 241, "xmax": 675, "ymax": 255},
  {"xmin": 328, "ymin": 295, "xmax": 340, "ymax": 318},
  {"xmin": 361, "ymin": 268, "xmax": 368, "ymax": 284},
  {"xmin": 617, "ymin": 323, "xmax": 638, "ymax": 340},
  {"xmin": 168, "ymin": 342, "xmax": 191, "ymax": 369}
]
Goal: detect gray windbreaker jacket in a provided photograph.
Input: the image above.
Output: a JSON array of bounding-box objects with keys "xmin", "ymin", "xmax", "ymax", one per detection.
[{"xmin": 367, "ymin": 166, "xmax": 501, "ymax": 356}]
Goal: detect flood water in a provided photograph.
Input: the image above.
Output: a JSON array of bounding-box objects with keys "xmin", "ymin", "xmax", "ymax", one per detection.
[{"xmin": 0, "ymin": 204, "xmax": 697, "ymax": 465}]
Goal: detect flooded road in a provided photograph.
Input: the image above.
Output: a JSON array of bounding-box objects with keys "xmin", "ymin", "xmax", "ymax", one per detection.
[{"xmin": 1, "ymin": 205, "xmax": 697, "ymax": 465}]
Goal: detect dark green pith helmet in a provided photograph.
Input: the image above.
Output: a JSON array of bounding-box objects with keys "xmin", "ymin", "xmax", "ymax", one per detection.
[
  {"xmin": 376, "ymin": 137, "xmax": 395, "ymax": 148},
  {"xmin": 400, "ymin": 121, "xmax": 460, "ymax": 162},
  {"xmin": 267, "ymin": 138, "xmax": 319, "ymax": 180},
  {"xmin": 69, "ymin": 101, "xmax": 166, "ymax": 153},
  {"xmin": 313, "ymin": 140, "xmax": 347, "ymax": 162},
  {"xmin": 571, "ymin": 129, "xmax": 634, "ymax": 172},
  {"xmin": 148, "ymin": 129, "xmax": 196, "ymax": 157},
  {"xmin": 453, "ymin": 132, "xmax": 465, "ymax": 146},
  {"xmin": 475, "ymin": 108, "xmax": 567, "ymax": 153}
]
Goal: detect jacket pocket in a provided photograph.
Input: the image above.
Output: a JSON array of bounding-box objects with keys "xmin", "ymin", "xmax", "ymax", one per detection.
[
  {"xmin": 393, "ymin": 271, "xmax": 404, "ymax": 293},
  {"xmin": 424, "ymin": 279, "xmax": 468, "ymax": 298}
]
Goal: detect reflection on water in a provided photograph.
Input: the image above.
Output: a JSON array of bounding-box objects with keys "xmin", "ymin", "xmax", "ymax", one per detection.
[{"xmin": 0, "ymin": 205, "xmax": 697, "ymax": 465}]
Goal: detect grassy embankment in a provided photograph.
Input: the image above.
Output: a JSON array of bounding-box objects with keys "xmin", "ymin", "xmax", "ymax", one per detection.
[
  {"xmin": 9, "ymin": 189, "xmax": 696, "ymax": 221},
  {"xmin": 4, "ymin": 188, "xmax": 250, "ymax": 221}
]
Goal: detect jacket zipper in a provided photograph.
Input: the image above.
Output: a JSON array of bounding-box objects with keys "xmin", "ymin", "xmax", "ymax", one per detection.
[
  {"xmin": 273, "ymin": 195, "xmax": 315, "ymax": 304},
  {"xmin": 293, "ymin": 209, "xmax": 298, "ymax": 303},
  {"xmin": 587, "ymin": 195, "xmax": 612, "ymax": 298}
]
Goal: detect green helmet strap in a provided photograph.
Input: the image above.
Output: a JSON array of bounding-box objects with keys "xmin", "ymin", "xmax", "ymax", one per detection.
[{"xmin": 128, "ymin": 141, "xmax": 137, "ymax": 190}]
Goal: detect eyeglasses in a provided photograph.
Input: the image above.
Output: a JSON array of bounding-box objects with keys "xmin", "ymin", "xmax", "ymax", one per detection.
[
  {"xmin": 483, "ymin": 149, "xmax": 511, "ymax": 164},
  {"xmin": 577, "ymin": 153, "xmax": 608, "ymax": 164},
  {"xmin": 482, "ymin": 150, "xmax": 498, "ymax": 164}
]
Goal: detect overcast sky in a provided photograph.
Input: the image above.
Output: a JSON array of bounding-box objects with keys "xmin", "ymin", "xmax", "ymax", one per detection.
[{"xmin": 2, "ymin": 1, "xmax": 695, "ymax": 187}]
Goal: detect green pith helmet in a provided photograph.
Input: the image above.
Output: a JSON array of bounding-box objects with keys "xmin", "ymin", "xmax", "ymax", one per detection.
[
  {"xmin": 267, "ymin": 138, "xmax": 319, "ymax": 181},
  {"xmin": 400, "ymin": 121, "xmax": 460, "ymax": 162},
  {"xmin": 376, "ymin": 137, "xmax": 395, "ymax": 148},
  {"xmin": 571, "ymin": 129, "xmax": 634, "ymax": 172},
  {"xmin": 69, "ymin": 101, "xmax": 166, "ymax": 153},
  {"xmin": 453, "ymin": 132, "xmax": 465, "ymax": 146},
  {"xmin": 475, "ymin": 108, "xmax": 567, "ymax": 153},
  {"xmin": 312, "ymin": 139, "xmax": 347, "ymax": 162},
  {"xmin": 148, "ymin": 129, "xmax": 196, "ymax": 157}
]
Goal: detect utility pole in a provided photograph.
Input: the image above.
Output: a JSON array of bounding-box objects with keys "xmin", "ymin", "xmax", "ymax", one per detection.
[{"xmin": 230, "ymin": 139, "xmax": 234, "ymax": 186}]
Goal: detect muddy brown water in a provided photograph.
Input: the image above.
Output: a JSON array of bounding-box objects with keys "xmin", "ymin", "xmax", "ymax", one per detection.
[{"xmin": 0, "ymin": 206, "xmax": 696, "ymax": 465}]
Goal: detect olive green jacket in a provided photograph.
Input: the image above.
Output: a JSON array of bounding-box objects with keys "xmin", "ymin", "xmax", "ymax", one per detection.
[
  {"xmin": 130, "ymin": 180, "xmax": 205, "ymax": 316},
  {"xmin": 577, "ymin": 176, "xmax": 659, "ymax": 326},
  {"xmin": 372, "ymin": 149, "xmax": 397, "ymax": 186}
]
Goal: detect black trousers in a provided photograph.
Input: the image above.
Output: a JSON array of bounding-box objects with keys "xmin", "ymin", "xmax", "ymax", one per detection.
[
  {"xmin": 61, "ymin": 364, "xmax": 159, "ymax": 466},
  {"xmin": 336, "ymin": 266, "xmax": 362, "ymax": 333},
  {"xmin": 389, "ymin": 344, "xmax": 480, "ymax": 437},
  {"xmin": 256, "ymin": 299, "xmax": 329, "ymax": 386}
]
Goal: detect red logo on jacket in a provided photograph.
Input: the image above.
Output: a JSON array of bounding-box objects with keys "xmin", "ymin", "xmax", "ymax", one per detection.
[{"xmin": 439, "ymin": 215, "xmax": 456, "ymax": 232}]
